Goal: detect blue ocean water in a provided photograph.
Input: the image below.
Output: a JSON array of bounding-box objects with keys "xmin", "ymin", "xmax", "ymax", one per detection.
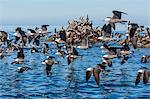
[{"xmin": 0, "ymin": 25, "xmax": 150, "ymax": 99}]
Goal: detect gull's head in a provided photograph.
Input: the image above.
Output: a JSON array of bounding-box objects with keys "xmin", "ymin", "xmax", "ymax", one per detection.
[
  {"xmin": 46, "ymin": 56, "xmax": 49, "ymax": 58},
  {"xmin": 86, "ymin": 67, "xmax": 93, "ymax": 71},
  {"xmin": 103, "ymin": 55, "xmax": 109, "ymax": 58},
  {"xmin": 104, "ymin": 18, "xmax": 111, "ymax": 22},
  {"xmin": 126, "ymin": 34, "xmax": 129, "ymax": 37},
  {"xmin": 142, "ymin": 55, "xmax": 146, "ymax": 58},
  {"xmin": 102, "ymin": 60, "xmax": 107, "ymax": 64},
  {"xmin": 99, "ymin": 37, "xmax": 103, "ymax": 40},
  {"xmin": 15, "ymin": 58, "xmax": 19, "ymax": 62},
  {"xmin": 138, "ymin": 69, "xmax": 144, "ymax": 73},
  {"xmin": 41, "ymin": 62, "xmax": 46, "ymax": 65},
  {"xmin": 45, "ymin": 60, "xmax": 48, "ymax": 63},
  {"xmin": 18, "ymin": 67, "xmax": 22, "ymax": 70},
  {"xmin": 100, "ymin": 46, "xmax": 104, "ymax": 49}
]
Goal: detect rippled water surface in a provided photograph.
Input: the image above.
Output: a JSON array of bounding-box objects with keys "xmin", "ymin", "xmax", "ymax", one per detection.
[{"xmin": 0, "ymin": 26, "xmax": 150, "ymax": 99}]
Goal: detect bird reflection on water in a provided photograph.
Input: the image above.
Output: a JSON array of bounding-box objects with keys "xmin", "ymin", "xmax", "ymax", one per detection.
[{"xmin": 65, "ymin": 65, "xmax": 79, "ymax": 98}]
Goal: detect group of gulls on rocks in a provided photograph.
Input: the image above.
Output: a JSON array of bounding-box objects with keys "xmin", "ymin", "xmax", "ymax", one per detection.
[{"xmin": 0, "ymin": 10, "xmax": 150, "ymax": 86}]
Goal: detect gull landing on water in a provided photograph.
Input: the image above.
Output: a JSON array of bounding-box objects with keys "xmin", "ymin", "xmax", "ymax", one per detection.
[
  {"xmin": 141, "ymin": 55, "xmax": 150, "ymax": 63},
  {"xmin": 135, "ymin": 69, "xmax": 150, "ymax": 85},
  {"xmin": 85, "ymin": 63, "xmax": 107, "ymax": 85},
  {"xmin": 86, "ymin": 67, "xmax": 101, "ymax": 85},
  {"xmin": 102, "ymin": 55, "xmax": 113, "ymax": 67}
]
